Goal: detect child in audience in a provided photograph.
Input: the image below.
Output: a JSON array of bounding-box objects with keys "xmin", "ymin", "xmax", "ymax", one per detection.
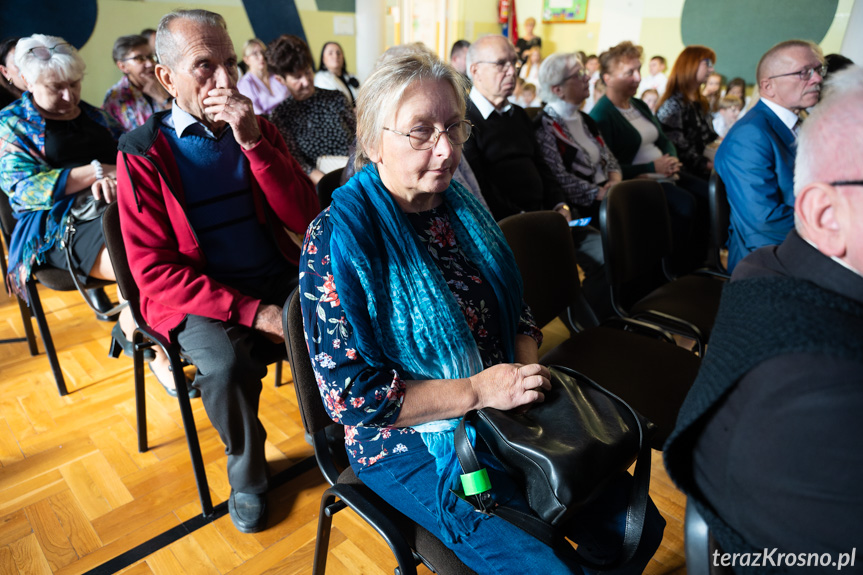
[
  {"xmin": 712, "ymin": 95, "xmax": 742, "ymax": 138},
  {"xmin": 640, "ymin": 88, "xmax": 659, "ymax": 114}
]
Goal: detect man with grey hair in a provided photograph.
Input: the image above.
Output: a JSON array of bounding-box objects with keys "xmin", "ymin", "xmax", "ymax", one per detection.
[
  {"xmin": 116, "ymin": 9, "xmax": 318, "ymax": 533},
  {"xmin": 665, "ymin": 66, "xmax": 863, "ymax": 569},
  {"xmin": 463, "ymin": 34, "xmax": 610, "ymax": 318},
  {"xmin": 715, "ymin": 39, "xmax": 825, "ymax": 271}
]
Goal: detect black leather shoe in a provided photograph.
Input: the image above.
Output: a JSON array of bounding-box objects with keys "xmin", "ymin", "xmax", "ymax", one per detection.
[
  {"xmin": 86, "ymin": 288, "xmax": 117, "ymax": 322},
  {"xmin": 228, "ymin": 490, "xmax": 268, "ymax": 533}
]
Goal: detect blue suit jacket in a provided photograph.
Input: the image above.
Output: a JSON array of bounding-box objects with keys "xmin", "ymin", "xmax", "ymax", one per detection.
[{"xmin": 715, "ymin": 100, "xmax": 796, "ymax": 271}]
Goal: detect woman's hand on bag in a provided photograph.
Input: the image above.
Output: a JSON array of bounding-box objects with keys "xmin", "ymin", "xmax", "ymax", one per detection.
[
  {"xmin": 91, "ymin": 176, "xmax": 117, "ymax": 203},
  {"xmin": 470, "ymin": 363, "xmax": 551, "ymax": 411}
]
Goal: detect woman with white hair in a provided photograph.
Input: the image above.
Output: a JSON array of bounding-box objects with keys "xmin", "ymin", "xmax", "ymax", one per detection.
[
  {"xmin": 535, "ymin": 52, "xmax": 621, "ymax": 219},
  {"xmin": 298, "ymin": 51, "xmax": 664, "ymax": 573},
  {"xmin": 0, "ymin": 35, "xmax": 193, "ymax": 395}
]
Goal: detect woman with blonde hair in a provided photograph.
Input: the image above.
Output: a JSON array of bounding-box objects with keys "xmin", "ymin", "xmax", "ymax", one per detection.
[
  {"xmin": 236, "ymin": 38, "xmax": 289, "ymax": 115},
  {"xmin": 656, "ymin": 45, "xmax": 719, "ymax": 180}
]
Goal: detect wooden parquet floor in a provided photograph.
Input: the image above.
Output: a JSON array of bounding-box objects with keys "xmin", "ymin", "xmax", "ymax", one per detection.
[{"xmin": 0, "ymin": 284, "xmax": 688, "ymax": 574}]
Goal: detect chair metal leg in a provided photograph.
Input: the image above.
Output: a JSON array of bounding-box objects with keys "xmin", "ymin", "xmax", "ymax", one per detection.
[
  {"xmin": 133, "ymin": 332, "xmax": 148, "ymax": 453},
  {"xmin": 273, "ymin": 360, "xmax": 283, "ymax": 387},
  {"xmin": 314, "ymin": 491, "xmax": 337, "ymax": 575},
  {"xmin": 172, "ymin": 353, "xmax": 214, "ymax": 518},
  {"xmin": 17, "ymin": 297, "xmax": 38, "ymax": 356},
  {"xmin": 26, "ymin": 281, "xmax": 68, "ymax": 396}
]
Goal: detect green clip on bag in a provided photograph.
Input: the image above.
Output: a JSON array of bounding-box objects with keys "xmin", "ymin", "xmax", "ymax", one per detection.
[{"xmin": 453, "ymin": 365, "xmax": 655, "ymax": 569}]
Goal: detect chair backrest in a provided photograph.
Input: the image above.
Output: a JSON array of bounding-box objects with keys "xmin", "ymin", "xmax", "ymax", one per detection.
[
  {"xmin": 101, "ymin": 202, "xmax": 141, "ymax": 311},
  {"xmin": 317, "ymin": 168, "xmax": 344, "ymax": 210},
  {"xmin": 0, "ymin": 192, "xmax": 16, "ymax": 246},
  {"xmin": 498, "ymin": 211, "xmax": 597, "ymax": 330},
  {"xmin": 708, "ymin": 170, "xmax": 730, "ymax": 274},
  {"xmin": 283, "ymin": 288, "xmax": 344, "ymax": 484},
  {"xmin": 600, "ymin": 180, "xmax": 674, "ymax": 309}
]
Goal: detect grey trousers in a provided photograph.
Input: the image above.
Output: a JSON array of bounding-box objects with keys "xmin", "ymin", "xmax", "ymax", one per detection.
[{"xmin": 175, "ymin": 268, "xmax": 296, "ymax": 494}]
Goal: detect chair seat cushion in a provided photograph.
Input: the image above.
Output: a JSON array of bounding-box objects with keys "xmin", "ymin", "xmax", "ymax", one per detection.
[
  {"xmin": 630, "ymin": 274, "xmax": 724, "ymax": 341},
  {"xmin": 32, "ymin": 266, "xmax": 112, "ymax": 291},
  {"xmin": 540, "ymin": 326, "xmax": 701, "ymax": 448}
]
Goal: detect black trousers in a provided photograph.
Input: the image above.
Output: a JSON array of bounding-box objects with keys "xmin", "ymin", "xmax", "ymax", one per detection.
[{"xmin": 175, "ymin": 267, "xmax": 297, "ymax": 494}]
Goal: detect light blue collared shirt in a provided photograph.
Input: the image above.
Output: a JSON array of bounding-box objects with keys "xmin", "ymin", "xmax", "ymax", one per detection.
[{"xmin": 162, "ymin": 103, "xmax": 221, "ymax": 139}]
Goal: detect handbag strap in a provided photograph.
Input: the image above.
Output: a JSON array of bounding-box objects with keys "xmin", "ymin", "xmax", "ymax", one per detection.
[
  {"xmin": 62, "ymin": 220, "xmax": 127, "ymax": 318},
  {"xmin": 454, "ymin": 416, "xmax": 560, "ymax": 544},
  {"xmin": 452, "ymin": 367, "xmax": 652, "ymax": 569}
]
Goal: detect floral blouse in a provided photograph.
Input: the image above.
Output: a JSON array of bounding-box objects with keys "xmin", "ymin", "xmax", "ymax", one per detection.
[{"xmin": 299, "ymin": 204, "xmax": 542, "ymax": 469}]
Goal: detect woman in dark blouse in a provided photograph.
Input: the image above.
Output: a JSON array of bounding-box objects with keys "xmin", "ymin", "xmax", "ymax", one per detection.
[
  {"xmin": 656, "ymin": 46, "xmax": 719, "ymax": 181},
  {"xmin": 267, "ymin": 35, "xmax": 355, "ymax": 185}
]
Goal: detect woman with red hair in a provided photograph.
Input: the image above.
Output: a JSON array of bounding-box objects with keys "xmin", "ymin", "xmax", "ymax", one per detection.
[{"xmin": 656, "ymin": 45, "xmax": 719, "ymax": 180}]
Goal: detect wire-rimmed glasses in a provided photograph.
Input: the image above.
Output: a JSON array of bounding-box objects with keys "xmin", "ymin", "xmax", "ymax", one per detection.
[
  {"xmin": 768, "ymin": 64, "xmax": 827, "ymax": 82},
  {"xmin": 383, "ymin": 120, "xmax": 473, "ymax": 151},
  {"xmin": 27, "ymin": 43, "xmax": 73, "ymax": 61}
]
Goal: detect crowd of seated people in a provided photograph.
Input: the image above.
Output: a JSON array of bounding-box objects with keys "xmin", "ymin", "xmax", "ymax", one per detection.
[{"xmin": 2, "ymin": 8, "xmax": 859, "ymax": 566}]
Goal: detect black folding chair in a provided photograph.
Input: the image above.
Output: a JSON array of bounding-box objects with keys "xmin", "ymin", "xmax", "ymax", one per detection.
[
  {"xmin": 600, "ymin": 180, "xmax": 725, "ymax": 356},
  {"xmin": 0, "ymin": 192, "xmax": 113, "ymax": 395},
  {"xmin": 316, "ymin": 167, "xmax": 344, "ymax": 210},
  {"xmin": 499, "ymin": 211, "xmax": 701, "ymax": 447},
  {"xmin": 707, "ymin": 171, "xmax": 731, "ymax": 277},
  {"xmin": 283, "ymin": 288, "xmax": 477, "ymax": 575}
]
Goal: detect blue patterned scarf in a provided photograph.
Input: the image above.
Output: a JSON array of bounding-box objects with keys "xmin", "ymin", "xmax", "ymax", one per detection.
[{"xmin": 329, "ymin": 163, "xmax": 523, "ymax": 541}]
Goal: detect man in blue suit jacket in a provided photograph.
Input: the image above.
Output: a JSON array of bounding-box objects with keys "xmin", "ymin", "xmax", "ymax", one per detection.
[{"xmin": 715, "ymin": 40, "xmax": 825, "ymax": 271}]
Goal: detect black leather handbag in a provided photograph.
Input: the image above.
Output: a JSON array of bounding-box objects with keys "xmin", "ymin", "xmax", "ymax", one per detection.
[{"xmin": 454, "ymin": 365, "xmax": 654, "ymax": 568}]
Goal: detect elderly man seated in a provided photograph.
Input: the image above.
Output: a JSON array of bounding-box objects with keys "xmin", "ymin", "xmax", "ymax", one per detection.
[
  {"xmin": 665, "ymin": 67, "xmax": 863, "ymax": 568},
  {"xmin": 462, "ymin": 35, "xmax": 611, "ymax": 319},
  {"xmin": 116, "ymin": 9, "xmax": 318, "ymax": 533}
]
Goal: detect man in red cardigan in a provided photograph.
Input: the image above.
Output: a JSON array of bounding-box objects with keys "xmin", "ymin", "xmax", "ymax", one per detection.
[{"xmin": 116, "ymin": 9, "xmax": 318, "ymax": 533}]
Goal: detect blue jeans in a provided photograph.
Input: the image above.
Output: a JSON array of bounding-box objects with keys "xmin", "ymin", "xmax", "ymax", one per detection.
[{"xmin": 356, "ymin": 446, "xmax": 665, "ymax": 575}]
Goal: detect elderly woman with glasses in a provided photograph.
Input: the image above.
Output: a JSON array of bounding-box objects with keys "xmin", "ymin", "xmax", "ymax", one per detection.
[
  {"xmin": 535, "ymin": 52, "xmax": 621, "ymax": 219},
  {"xmin": 0, "ymin": 34, "xmax": 159, "ymax": 388},
  {"xmin": 298, "ymin": 51, "xmax": 664, "ymax": 574},
  {"xmin": 103, "ymin": 34, "xmax": 172, "ymax": 132},
  {"xmin": 267, "ymin": 35, "xmax": 355, "ymax": 184},
  {"xmin": 656, "ymin": 46, "xmax": 720, "ymax": 181}
]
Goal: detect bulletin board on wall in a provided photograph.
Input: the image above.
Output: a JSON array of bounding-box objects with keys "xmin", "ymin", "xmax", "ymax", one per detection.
[{"xmin": 542, "ymin": 0, "xmax": 588, "ymax": 23}]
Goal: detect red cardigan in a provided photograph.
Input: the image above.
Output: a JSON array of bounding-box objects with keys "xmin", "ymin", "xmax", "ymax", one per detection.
[{"xmin": 116, "ymin": 113, "xmax": 319, "ymax": 340}]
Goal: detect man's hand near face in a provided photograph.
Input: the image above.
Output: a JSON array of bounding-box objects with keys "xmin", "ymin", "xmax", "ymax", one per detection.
[{"xmin": 202, "ymin": 88, "xmax": 262, "ymax": 149}]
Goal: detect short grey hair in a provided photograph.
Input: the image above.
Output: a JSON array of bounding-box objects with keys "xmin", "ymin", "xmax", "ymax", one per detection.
[
  {"xmin": 156, "ymin": 9, "xmax": 227, "ymax": 68},
  {"xmin": 465, "ymin": 34, "xmax": 513, "ymax": 81},
  {"xmin": 538, "ymin": 52, "xmax": 580, "ymax": 103},
  {"xmin": 355, "ymin": 51, "xmax": 468, "ymax": 170},
  {"xmin": 794, "ymin": 65, "xmax": 863, "ymax": 205},
  {"xmin": 15, "ymin": 34, "xmax": 85, "ymax": 86}
]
